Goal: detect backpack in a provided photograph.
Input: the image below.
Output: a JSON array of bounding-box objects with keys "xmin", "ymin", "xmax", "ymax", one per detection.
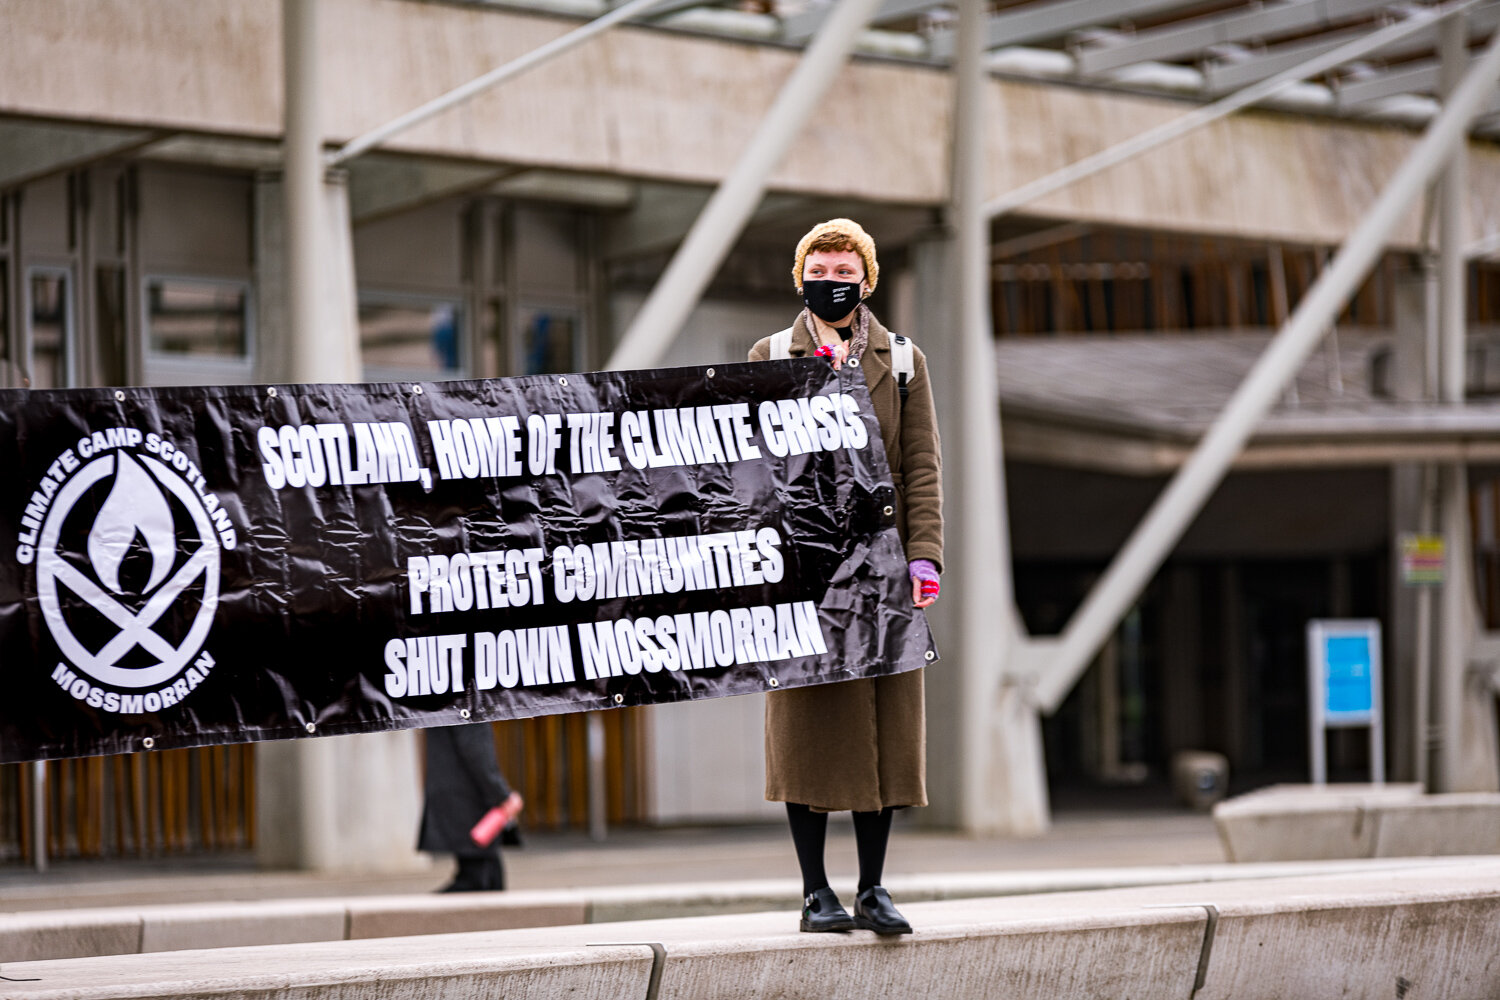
[{"xmin": 768, "ymin": 327, "xmax": 916, "ymax": 406}]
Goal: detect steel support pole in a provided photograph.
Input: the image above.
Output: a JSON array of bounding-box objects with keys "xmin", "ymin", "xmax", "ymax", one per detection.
[
  {"xmin": 1440, "ymin": 15, "xmax": 1470, "ymax": 408},
  {"xmin": 947, "ymin": 0, "xmax": 1040, "ymax": 833},
  {"xmin": 605, "ymin": 0, "xmax": 883, "ymax": 371},
  {"xmin": 31, "ymin": 759, "xmax": 46, "ymax": 873},
  {"xmin": 587, "ymin": 713, "xmax": 607, "ymax": 841},
  {"xmin": 284, "ymin": 0, "xmax": 324, "ymax": 380},
  {"xmin": 1032, "ymin": 26, "xmax": 1500, "ymax": 713},
  {"xmin": 982, "ymin": 0, "xmax": 1481, "ymax": 222},
  {"xmin": 1435, "ymin": 14, "xmax": 1471, "ymax": 791},
  {"xmin": 328, "ymin": 0, "xmax": 672, "ymax": 167}
]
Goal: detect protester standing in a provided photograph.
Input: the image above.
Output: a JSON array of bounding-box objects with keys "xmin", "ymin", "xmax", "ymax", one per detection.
[{"xmin": 748, "ymin": 218, "xmax": 943, "ymax": 935}]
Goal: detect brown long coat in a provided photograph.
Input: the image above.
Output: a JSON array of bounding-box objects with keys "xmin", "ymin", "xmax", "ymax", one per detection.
[{"xmin": 749, "ymin": 311, "xmax": 943, "ymax": 812}]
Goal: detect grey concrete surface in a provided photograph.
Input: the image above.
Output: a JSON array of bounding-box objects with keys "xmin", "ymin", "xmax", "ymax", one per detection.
[
  {"xmin": 0, "ymin": 809, "xmax": 1226, "ymax": 911},
  {"xmin": 3, "ymin": 861, "xmax": 1497, "ymax": 1000},
  {"xmin": 1214, "ymin": 784, "xmax": 1500, "ymax": 860},
  {"xmin": 1, "ymin": 857, "xmax": 1475, "ymax": 963}
]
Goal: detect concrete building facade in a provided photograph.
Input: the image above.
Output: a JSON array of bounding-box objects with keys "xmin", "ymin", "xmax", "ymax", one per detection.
[{"xmin": 3, "ymin": 0, "xmax": 1500, "ymax": 869}]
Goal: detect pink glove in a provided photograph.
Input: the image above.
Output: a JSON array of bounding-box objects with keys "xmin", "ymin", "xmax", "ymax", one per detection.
[{"xmin": 909, "ymin": 559, "xmax": 940, "ymax": 600}]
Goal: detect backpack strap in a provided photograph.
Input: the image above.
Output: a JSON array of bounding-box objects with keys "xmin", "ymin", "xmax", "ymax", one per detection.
[
  {"xmin": 890, "ymin": 334, "xmax": 915, "ymax": 408},
  {"xmin": 769, "ymin": 327, "xmax": 795, "ymax": 360}
]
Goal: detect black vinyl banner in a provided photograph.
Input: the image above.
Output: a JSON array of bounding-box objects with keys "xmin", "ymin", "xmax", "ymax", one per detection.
[{"xmin": 0, "ymin": 360, "xmax": 934, "ymax": 762}]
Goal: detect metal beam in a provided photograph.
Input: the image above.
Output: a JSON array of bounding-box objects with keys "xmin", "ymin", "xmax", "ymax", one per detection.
[
  {"xmin": 284, "ymin": 0, "xmax": 324, "ymax": 378},
  {"xmin": 1203, "ymin": 2, "xmax": 1500, "ymax": 93},
  {"xmin": 781, "ymin": 0, "xmax": 938, "ymax": 43},
  {"xmin": 1338, "ymin": 59, "xmax": 1442, "ymax": 106},
  {"xmin": 605, "ymin": 0, "xmax": 883, "ymax": 371},
  {"xmin": 950, "ymin": 0, "xmax": 1034, "ymax": 833},
  {"xmin": 327, "ymin": 0, "xmax": 673, "ymax": 166},
  {"xmin": 985, "ymin": 0, "xmax": 1481, "ymax": 221},
  {"xmin": 1435, "ymin": 11, "xmax": 1470, "ymax": 793},
  {"xmin": 931, "ymin": 0, "xmax": 1208, "ymax": 61},
  {"xmin": 1077, "ymin": 0, "xmax": 1395, "ymax": 77},
  {"xmin": 1030, "ymin": 16, "xmax": 1500, "ymax": 713}
]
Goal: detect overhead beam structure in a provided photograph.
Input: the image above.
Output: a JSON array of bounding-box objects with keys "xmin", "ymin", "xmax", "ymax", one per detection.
[
  {"xmin": 983, "ymin": 0, "xmax": 1478, "ymax": 220},
  {"xmin": 1338, "ymin": 60, "xmax": 1444, "ymax": 107},
  {"xmin": 930, "ymin": 0, "xmax": 1207, "ymax": 59},
  {"xmin": 1075, "ymin": 0, "xmax": 1396, "ymax": 77},
  {"xmin": 781, "ymin": 0, "xmax": 939, "ymax": 42},
  {"xmin": 1202, "ymin": 3, "xmax": 1499, "ymax": 93},
  {"xmin": 1028, "ymin": 13, "xmax": 1500, "ymax": 714}
]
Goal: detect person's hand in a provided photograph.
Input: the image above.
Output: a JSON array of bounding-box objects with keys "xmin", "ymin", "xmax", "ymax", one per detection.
[
  {"xmin": 813, "ymin": 342, "xmax": 848, "ymax": 370},
  {"xmin": 909, "ymin": 559, "xmax": 939, "ymax": 609}
]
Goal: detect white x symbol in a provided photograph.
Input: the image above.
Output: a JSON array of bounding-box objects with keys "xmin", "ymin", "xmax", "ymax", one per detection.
[{"xmin": 51, "ymin": 545, "xmax": 214, "ymax": 667}]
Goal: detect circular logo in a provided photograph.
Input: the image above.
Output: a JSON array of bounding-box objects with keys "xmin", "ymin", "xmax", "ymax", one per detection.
[{"xmin": 36, "ymin": 450, "xmax": 221, "ymax": 691}]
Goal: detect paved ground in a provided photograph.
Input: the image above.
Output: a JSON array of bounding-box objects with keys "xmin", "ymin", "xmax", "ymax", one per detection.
[{"xmin": 0, "ymin": 808, "xmax": 1225, "ymax": 911}]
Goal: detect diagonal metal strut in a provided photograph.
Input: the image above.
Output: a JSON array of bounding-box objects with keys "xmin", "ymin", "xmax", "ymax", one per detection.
[
  {"xmin": 1029, "ymin": 17, "xmax": 1500, "ymax": 713},
  {"xmin": 605, "ymin": 0, "xmax": 884, "ymax": 370}
]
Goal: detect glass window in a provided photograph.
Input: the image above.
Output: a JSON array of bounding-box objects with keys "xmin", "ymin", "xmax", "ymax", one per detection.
[
  {"xmin": 146, "ymin": 278, "xmax": 249, "ymax": 359},
  {"xmin": 29, "ymin": 268, "xmax": 71, "ymax": 389},
  {"xmin": 517, "ymin": 305, "xmax": 579, "ymax": 376},
  {"xmin": 360, "ymin": 297, "xmax": 464, "ymax": 381}
]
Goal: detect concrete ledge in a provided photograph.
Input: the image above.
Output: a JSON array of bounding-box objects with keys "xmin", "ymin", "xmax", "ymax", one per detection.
[
  {"xmin": 140, "ymin": 900, "xmax": 348, "ymax": 954},
  {"xmin": 1214, "ymin": 784, "xmax": 1500, "ymax": 861},
  {"xmin": 344, "ymin": 893, "xmax": 586, "ymax": 940},
  {"xmin": 0, "ymin": 911, "xmax": 140, "ymax": 964},
  {"xmin": 0, "ymin": 857, "xmax": 1479, "ymax": 963},
  {"xmin": 4, "ymin": 862, "xmax": 1498, "ymax": 999}
]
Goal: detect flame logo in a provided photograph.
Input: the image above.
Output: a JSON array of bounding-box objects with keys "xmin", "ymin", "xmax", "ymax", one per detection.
[{"xmin": 87, "ymin": 452, "xmax": 177, "ymax": 595}]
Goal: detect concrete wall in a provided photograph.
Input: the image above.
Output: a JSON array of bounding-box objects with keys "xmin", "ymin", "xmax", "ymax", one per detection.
[
  {"xmin": 8, "ymin": 0, "xmax": 1500, "ymax": 247},
  {"xmin": 6, "ymin": 861, "xmax": 1499, "ymax": 998}
]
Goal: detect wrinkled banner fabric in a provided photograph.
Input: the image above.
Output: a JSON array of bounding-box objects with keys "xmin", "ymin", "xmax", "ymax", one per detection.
[{"xmin": 0, "ymin": 360, "xmax": 934, "ymax": 762}]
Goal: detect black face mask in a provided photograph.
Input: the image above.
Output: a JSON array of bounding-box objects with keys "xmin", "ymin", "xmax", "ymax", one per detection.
[{"xmin": 802, "ymin": 280, "xmax": 862, "ymax": 322}]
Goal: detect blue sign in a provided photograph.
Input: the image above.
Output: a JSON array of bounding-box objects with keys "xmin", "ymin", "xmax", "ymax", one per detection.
[{"xmin": 1324, "ymin": 634, "xmax": 1374, "ymax": 718}]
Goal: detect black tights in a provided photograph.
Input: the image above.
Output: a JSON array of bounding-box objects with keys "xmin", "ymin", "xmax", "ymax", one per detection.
[{"xmin": 785, "ymin": 802, "xmax": 895, "ymax": 897}]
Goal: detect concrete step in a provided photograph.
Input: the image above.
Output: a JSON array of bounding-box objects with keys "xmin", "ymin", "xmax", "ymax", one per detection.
[
  {"xmin": 0, "ymin": 856, "xmax": 1485, "ymax": 963},
  {"xmin": 3, "ymin": 861, "xmax": 1498, "ymax": 999}
]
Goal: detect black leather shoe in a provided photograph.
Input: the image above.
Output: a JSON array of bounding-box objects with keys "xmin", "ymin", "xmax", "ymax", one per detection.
[
  {"xmin": 800, "ymin": 887, "xmax": 856, "ymax": 932},
  {"xmin": 853, "ymin": 886, "xmax": 913, "ymax": 935}
]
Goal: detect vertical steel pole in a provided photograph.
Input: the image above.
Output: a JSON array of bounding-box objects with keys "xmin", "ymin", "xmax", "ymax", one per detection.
[
  {"xmin": 284, "ymin": 0, "xmax": 324, "ymax": 381},
  {"xmin": 605, "ymin": 0, "xmax": 883, "ymax": 370},
  {"xmin": 31, "ymin": 759, "xmax": 47, "ymax": 872},
  {"xmin": 587, "ymin": 713, "xmax": 607, "ymax": 841},
  {"xmin": 1435, "ymin": 13, "xmax": 1471, "ymax": 792},
  {"xmin": 950, "ymin": 0, "xmax": 1043, "ymax": 833}
]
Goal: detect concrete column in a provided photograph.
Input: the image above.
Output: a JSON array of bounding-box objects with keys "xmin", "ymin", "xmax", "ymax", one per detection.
[
  {"xmin": 250, "ymin": 169, "xmax": 422, "ymax": 870},
  {"xmin": 1434, "ymin": 16, "xmax": 1471, "ymax": 793},
  {"xmin": 254, "ymin": 171, "xmax": 360, "ymax": 385},
  {"xmin": 919, "ymin": 0, "xmax": 1048, "ymax": 836},
  {"xmin": 1388, "ymin": 265, "xmax": 1437, "ymax": 784},
  {"xmin": 251, "ymin": 4, "xmax": 420, "ymax": 870}
]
